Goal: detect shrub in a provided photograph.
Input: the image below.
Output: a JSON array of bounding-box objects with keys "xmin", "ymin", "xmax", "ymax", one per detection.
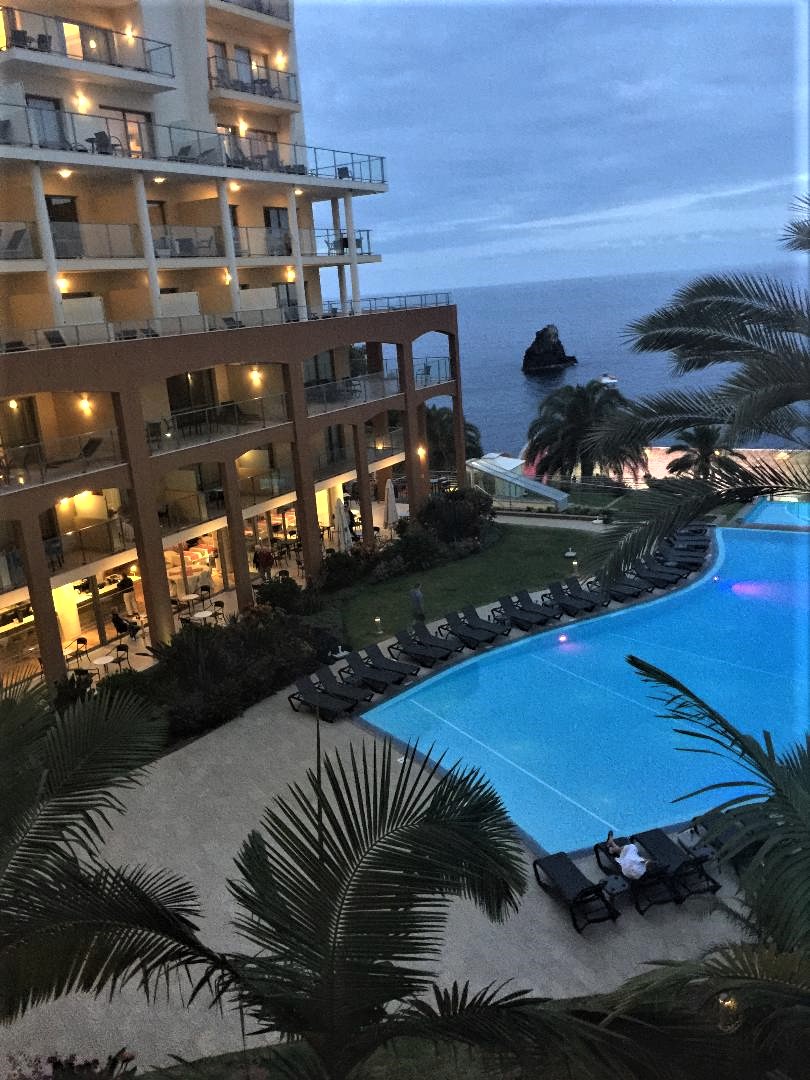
[
  {"xmin": 416, "ymin": 487, "xmax": 493, "ymax": 543},
  {"xmin": 389, "ymin": 527, "xmax": 443, "ymax": 571},
  {"xmin": 317, "ymin": 549, "xmax": 370, "ymax": 592},
  {"xmin": 254, "ymin": 577, "xmax": 323, "ymax": 615}
]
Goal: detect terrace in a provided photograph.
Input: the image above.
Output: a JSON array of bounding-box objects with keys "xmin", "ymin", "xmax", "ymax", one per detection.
[
  {"xmin": 208, "ymin": 55, "xmax": 298, "ymax": 104},
  {"xmin": 0, "ymin": 427, "xmax": 122, "ymax": 494}
]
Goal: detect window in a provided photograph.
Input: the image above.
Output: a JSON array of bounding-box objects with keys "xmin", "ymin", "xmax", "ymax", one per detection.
[
  {"xmin": 166, "ymin": 370, "xmax": 216, "ymax": 414},
  {"xmin": 207, "ymin": 39, "xmax": 227, "ymax": 82},
  {"xmin": 98, "ymin": 105, "xmax": 152, "ymax": 158},
  {"xmin": 25, "ymin": 95, "xmax": 65, "ymax": 149},
  {"xmin": 45, "ymin": 195, "xmax": 78, "ymax": 223},
  {"xmin": 147, "ymin": 200, "xmax": 166, "ymax": 226},
  {"xmin": 303, "ymin": 352, "xmax": 334, "ymax": 386}
]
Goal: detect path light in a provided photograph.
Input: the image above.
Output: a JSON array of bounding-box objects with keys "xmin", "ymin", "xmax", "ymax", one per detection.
[
  {"xmin": 564, "ymin": 547, "xmax": 576, "ymax": 558},
  {"xmin": 572, "ymin": 560, "xmax": 578, "ymax": 570},
  {"xmin": 374, "ymin": 616, "xmax": 382, "ymax": 635}
]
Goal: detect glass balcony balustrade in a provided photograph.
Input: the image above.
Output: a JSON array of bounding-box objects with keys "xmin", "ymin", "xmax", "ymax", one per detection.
[
  {"xmin": 0, "ymin": 428, "xmax": 122, "ymax": 493},
  {"xmin": 0, "ymin": 7, "xmax": 174, "ymax": 76},
  {"xmin": 145, "ymin": 393, "xmax": 289, "ymax": 454},
  {"xmin": 305, "ymin": 371, "xmax": 401, "ymax": 417},
  {"xmin": 51, "ymin": 221, "xmax": 141, "ymax": 259},
  {"xmin": 239, "ymin": 468, "xmax": 295, "ymax": 508},
  {"xmin": 0, "ymin": 221, "xmax": 38, "ymax": 258},
  {"xmin": 151, "ymin": 224, "xmax": 224, "ymax": 258},
  {"xmin": 367, "ymin": 429, "xmax": 405, "ymax": 461},
  {"xmin": 299, "ymin": 228, "xmax": 373, "ymax": 257},
  {"xmin": 208, "ymin": 55, "xmax": 298, "ymax": 103},
  {"xmin": 157, "ymin": 492, "xmax": 209, "ymax": 535},
  {"xmin": 0, "ymin": 99, "xmax": 384, "ymax": 181},
  {"xmin": 413, "ymin": 355, "xmax": 451, "ymax": 387},
  {"xmin": 218, "ymin": 0, "xmax": 291, "ymax": 21},
  {"xmin": 54, "ymin": 514, "xmax": 135, "ymax": 573}
]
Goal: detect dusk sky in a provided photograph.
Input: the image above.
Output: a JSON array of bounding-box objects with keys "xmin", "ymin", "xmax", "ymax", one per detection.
[{"xmin": 297, "ymin": 0, "xmax": 807, "ymax": 293}]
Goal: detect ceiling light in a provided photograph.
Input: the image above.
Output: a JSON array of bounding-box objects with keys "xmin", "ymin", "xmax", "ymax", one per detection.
[
  {"xmin": 58, "ymin": 168, "xmax": 73, "ymax": 179},
  {"xmin": 285, "ymin": 266, "xmax": 296, "ymax": 283},
  {"xmin": 293, "ymin": 187, "xmax": 303, "ymax": 196},
  {"xmin": 153, "ymin": 176, "xmax": 166, "ymax": 184},
  {"xmin": 229, "ymin": 181, "xmax": 241, "ymax": 192},
  {"xmin": 56, "ymin": 276, "xmax": 70, "ymax": 292}
]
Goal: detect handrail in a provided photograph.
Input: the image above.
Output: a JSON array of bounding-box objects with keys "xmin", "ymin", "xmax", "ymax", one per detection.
[{"xmin": 218, "ymin": 0, "xmax": 291, "ymax": 21}]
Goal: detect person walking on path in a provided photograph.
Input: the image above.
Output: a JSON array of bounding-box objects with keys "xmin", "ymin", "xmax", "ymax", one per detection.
[{"xmin": 409, "ymin": 583, "xmax": 425, "ymax": 620}]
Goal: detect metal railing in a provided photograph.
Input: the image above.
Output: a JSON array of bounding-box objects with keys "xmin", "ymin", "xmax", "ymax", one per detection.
[
  {"xmin": 300, "ymin": 228, "xmax": 373, "ymax": 257},
  {"xmin": 0, "ymin": 100, "xmax": 385, "ymax": 182},
  {"xmin": 313, "ymin": 450, "xmax": 353, "ymax": 482},
  {"xmin": 151, "ymin": 224, "xmax": 224, "ymax": 258},
  {"xmin": 0, "ymin": 294, "xmax": 454, "ymax": 353},
  {"xmin": 0, "ymin": 427, "xmax": 122, "ymax": 493},
  {"xmin": 239, "ymin": 469, "xmax": 295, "ymax": 508},
  {"xmin": 157, "ymin": 493, "xmax": 208, "ymax": 535},
  {"xmin": 218, "ymin": 0, "xmax": 291, "ymax": 20},
  {"xmin": 368, "ymin": 429, "xmax": 405, "ymax": 461},
  {"xmin": 51, "ymin": 221, "xmax": 141, "ymax": 259},
  {"xmin": 0, "ymin": 220, "xmax": 38, "ymax": 258},
  {"xmin": 146, "ymin": 393, "xmax": 289, "ymax": 454},
  {"xmin": 56, "ymin": 514, "xmax": 134, "ymax": 572},
  {"xmin": 0, "ymin": 7, "xmax": 174, "ymax": 76},
  {"xmin": 305, "ymin": 371, "xmax": 401, "ymax": 416},
  {"xmin": 233, "ymin": 226, "xmax": 291, "ymax": 257},
  {"xmin": 208, "ymin": 55, "xmax": 298, "ymax": 102},
  {"xmin": 413, "ymin": 355, "xmax": 452, "ymax": 387}
]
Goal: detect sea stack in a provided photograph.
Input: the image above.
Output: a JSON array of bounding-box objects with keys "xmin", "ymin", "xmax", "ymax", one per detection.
[{"xmin": 522, "ymin": 324, "xmax": 577, "ymax": 373}]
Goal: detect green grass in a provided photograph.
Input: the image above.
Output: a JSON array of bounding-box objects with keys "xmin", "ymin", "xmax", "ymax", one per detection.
[{"xmin": 335, "ymin": 525, "xmax": 597, "ymax": 648}]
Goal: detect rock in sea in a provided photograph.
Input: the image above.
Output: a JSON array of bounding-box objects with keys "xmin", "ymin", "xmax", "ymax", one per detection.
[{"xmin": 522, "ymin": 324, "xmax": 577, "ymax": 373}]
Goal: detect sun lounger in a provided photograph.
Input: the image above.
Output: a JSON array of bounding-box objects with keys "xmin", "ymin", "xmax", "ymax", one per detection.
[
  {"xmin": 411, "ymin": 621, "xmax": 463, "ymax": 654},
  {"xmin": 640, "ymin": 556, "xmax": 687, "ymax": 581},
  {"xmin": 364, "ymin": 644, "xmax": 419, "ymax": 677},
  {"xmin": 491, "ymin": 596, "xmax": 549, "ymax": 631},
  {"xmin": 288, "ymin": 679, "xmax": 350, "ymax": 720},
  {"xmin": 314, "ymin": 668, "xmax": 374, "ymax": 705},
  {"xmin": 45, "ymin": 436, "xmax": 103, "ymax": 471},
  {"xmin": 593, "ymin": 836, "xmax": 681, "ymax": 915},
  {"xmin": 630, "ymin": 561, "xmax": 678, "ymax": 589},
  {"xmin": 656, "ymin": 545, "xmax": 705, "ymax": 569},
  {"xmin": 633, "ymin": 829, "xmax": 720, "ymax": 900},
  {"xmin": 565, "ymin": 577, "xmax": 611, "ymax": 606},
  {"xmin": 388, "ymin": 633, "xmax": 443, "ymax": 667},
  {"xmin": 586, "ymin": 576, "xmax": 647, "ymax": 602},
  {"xmin": 514, "ymin": 590, "xmax": 561, "ymax": 619},
  {"xmin": 339, "ymin": 651, "xmax": 403, "ymax": 693},
  {"xmin": 533, "ymin": 853, "xmax": 620, "ymax": 933},
  {"xmin": 462, "ymin": 605, "xmax": 511, "ymax": 636},
  {"xmin": 438, "ymin": 612, "xmax": 493, "ymax": 648},
  {"xmin": 542, "ymin": 581, "xmax": 594, "ymax": 617}
]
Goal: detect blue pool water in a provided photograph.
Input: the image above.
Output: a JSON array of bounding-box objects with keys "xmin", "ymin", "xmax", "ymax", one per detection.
[
  {"xmin": 744, "ymin": 499, "xmax": 810, "ymax": 528},
  {"xmin": 364, "ymin": 529, "xmax": 810, "ymax": 853}
]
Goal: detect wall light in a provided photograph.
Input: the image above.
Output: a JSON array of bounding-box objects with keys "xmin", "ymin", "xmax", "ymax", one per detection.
[
  {"xmin": 130, "ymin": 564, "xmax": 138, "ymax": 574},
  {"xmin": 293, "ymin": 187, "xmax": 303, "ymax": 196},
  {"xmin": 88, "ymin": 37, "xmax": 97, "ymax": 49},
  {"xmin": 124, "ymin": 24, "xmax": 135, "ymax": 44},
  {"xmin": 416, "ymin": 445, "xmax": 426, "ymax": 461},
  {"xmin": 229, "ymin": 180, "xmax": 241, "ymax": 192},
  {"xmin": 223, "ymin": 269, "xmax": 232, "ymax": 286},
  {"xmin": 59, "ymin": 497, "xmax": 71, "ymax": 508},
  {"xmin": 56, "ymin": 276, "xmax": 70, "ymax": 293},
  {"xmin": 78, "ymin": 393, "xmax": 92, "ymax": 415},
  {"xmin": 7, "ymin": 399, "xmax": 18, "ymax": 411},
  {"xmin": 273, "ymin": 49, "xmax": 288, "ymax": 70},
  {"xmin": 285, "ymin": 266, "xmax": 296, "ymax": 283},
  {"xmin": 17, "ymin": 476, "xmax": 25, "ymax": 485},
  {"xmin": 58, "ymin": 168, "xmax": 73, "ymax": 179},
  {"xmin": 74, "ymin": 91, "xmax": 90, "ymax": 114},
  {"xmin": 153, "ymin": 175, "xmax": 166, "ymax": 184},
  {"xmin": 249, "ymin": 366, "xmax": 263, "ymax": 387},
  {"xmin": 238, "ymin": 117, "xmax": 248, "ymax": 138}
]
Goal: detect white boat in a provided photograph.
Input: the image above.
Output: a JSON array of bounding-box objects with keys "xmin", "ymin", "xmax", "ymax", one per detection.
[{"xmin": 599, "ymin": 372, "xmax": 619, "ymax": 386}]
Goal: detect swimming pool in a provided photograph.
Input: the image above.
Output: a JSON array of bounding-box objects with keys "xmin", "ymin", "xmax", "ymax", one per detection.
[
  {"xmin": 363, "ymin": 529, "xmax": 810, "ymax": 853},
  {"xmin": 744, "ymin": 498, "xmax": 810, "ymax": 527}
]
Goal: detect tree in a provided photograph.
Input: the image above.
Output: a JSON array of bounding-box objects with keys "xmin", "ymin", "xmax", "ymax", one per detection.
[
  {"xmin": 524, "ymin": 380, "xmax": 647, "ymax": 480},
  {"xmin": 588, "ymin": 198, "xmax": 810, "ymax": 578},
  {"xmin": 425, "ymin": 404, "xmax": 482, "ymax": 469},
  {"xmin": 665, "ymin": 425, "xmax": 744, "ymax": 480}
]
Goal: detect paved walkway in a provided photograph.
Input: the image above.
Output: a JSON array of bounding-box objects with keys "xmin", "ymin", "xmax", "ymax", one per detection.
[
  {"xmin": 495, "ymin": 512, "xmax": 607, "ymax": 532},
  {"xmin": 0, "ymin": 673, "xmax": 734, "ymax": 1068}
]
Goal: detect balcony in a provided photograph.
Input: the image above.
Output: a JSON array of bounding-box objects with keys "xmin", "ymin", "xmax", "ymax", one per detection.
[
  {"xmin": 368, "ymin": 428, "xmax": 405, "ymax": 462},
  {"xmin": 51, "ymin": 221, "xmax": 141, "ymax": 259},
  {"xmin": 152, "ymin": 224, "xmax": 224, "ymax": 259},
  {"xmin": 0, "ymin": 7, "xmax": 174, "ymax": 87},
  {"xmin": 208, "ymin": 56, "xmax": 298, "ymax": 104},
  {"xmin": 300, "ymin": 229, "xmax": 373, "ymax": 258},
  {"xmin": 0, "ymin": 100, "xmax": 385, "ymax": 184},
  {"xmin": 0, "ymin": 428, "xmax": 122, "ymax": 494},
  {"xmin": 413, "ymin": 355, "xmax": 451, "ymax": 388},
  {"xmin": 217, "ymin": 0, "xmax": 291, "ymax": 21},
  {"xmin": 0, "ymin": 294, "xmax": 453, "ymax": 352},
  {"xmin": 305, "ymin": 371, "xmax": 401, "ymax": 417},
  {"xmin": 232, "ymin": 227, "xmax": 373, "ymax": 259},
  {"xmin": 0, "ymin": 220, "xmax": 39, "ymax": 259},
  {"xmin": 145, "ymin": 393, "xmax": 289, "ymax": 455},
  {"xmin": 53, "ymin": 514, "xmax": 135, "ymax": 573}
]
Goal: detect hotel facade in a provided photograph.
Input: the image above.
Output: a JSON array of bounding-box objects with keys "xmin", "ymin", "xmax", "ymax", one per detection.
[{"xmin": 0, "ymin": 0, "xmax": 466, "ymax": 684}]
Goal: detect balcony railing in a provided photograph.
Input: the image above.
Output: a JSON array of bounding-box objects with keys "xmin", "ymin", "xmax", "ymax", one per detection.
[
  {"xmin": 305, "ymin": 372, "xmax": 401, "ymax": 417},
  {"xmin": 56, "ymin": 514, "xmax": 134, "ymax": 572},
  {"xmin": 51, "ymin": 221, "xmax": 141, "ymax": 259},
  {"xmin": 151, "ymin": 224, "xmax": 224, "ymax": 258},
  {"xmin": 158, "ymin": 493, "xmax": 208, "ymax": 535},
  {"xmin": 313, "ymin": 450, "xmax": 353, "ymax": 482},
  {"xmin": 0, "ymin": 294, "xmax": 453, "ymax": 352},
  {"xmin": 0, "ymin": 7, "xmax": 174, "ymax": 77},
  {"xmin": 0, "ymin": 220, "xmax": 39, "ymax": 258},
  {"xmin": 146, "ymin": 393, "xmax": 289, "ymax": 454},
  {"xmin": 299, "ymin": 229, "xmax": 373, "ymax": 257},
  {"xmin": 0, "ymin": 428, "xmax": 122, "ymax": 493},
  {"xmin": 368, "ymin": 429, "xmax": 405, "ymax": 461},
  {"xmin": 218, "ymin": 0, "xmax": 291, "ymax": 21},
  {"xmin": 0, "ymin": 100, "xmax": 385, "ymax": 182},
  {"xmin": 208, "ymin": 55, "xmax": 298, "ymax": 103},
  {"xmin": 239, "ymin": 469, "xmax": 295, "ymax": 508},
  {"xmin": 233, "ymin": 226, "xmax": 291, "ymax": 257},
  {"xmin": 413, "ymin": 355, "xmax": 452, "ymax": 387}
]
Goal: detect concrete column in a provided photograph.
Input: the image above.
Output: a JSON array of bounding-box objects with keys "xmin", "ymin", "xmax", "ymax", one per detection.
[
  {"xmin": 331, "ymin": 197, "xmax": 348, "ymax": 309},
  {"xmin": 366, "ymin": 341, "xmax": 384, "ymax": 375},
  {"xmin": 352, "ymin": 424, "xmax": 375, "ymax": 549},
  {"xmin": 217, "ymin": 527, "xmax": 231, "ymax": 591},
  {"xmin": 113, "ymin": 391, "xmax": 175, "ymax": 644},
  {"xmin": 342, "ymin": 193, "xmax": 361, "ymax": 308},
  {"xmin": 30, "ymin": 164, "xmax": 65, "ymax": 326},
  {"xmin": 132, "ymin": 172, "xmax": 161, "ymax": 316},
  {"xmin": 221, "ymin": 460, "xmax": 253, "ymax": 611},
  {"xmin": 417, "ymin": 404, "xmax": 430, "ymax": 495},
  {"xmin": 17, "ymin": 515, "xmax": 67, "ymax": 684},
  {"xmin": 449, "ymin": 334, "xmax": 468, "ymax": 487},
  {"xmin": 216, "ymin": 179, "xmax": 241, "ymax": 312},
  {"xmin": 286, "ymin": 189, "xmax": 308, "ymax": 316},
  {"xmin": 284, "ymin": 365, "xmax": 321, "ymax": 576},
  {"xmin": 396, "ymin": 342, "xmax": 427, "ymax": 513}
]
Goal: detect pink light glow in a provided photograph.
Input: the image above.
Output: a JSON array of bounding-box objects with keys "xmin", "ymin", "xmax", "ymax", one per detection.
[{"xmin": 730, "ymin": 580, "xmax": 790, "ymax": 601}]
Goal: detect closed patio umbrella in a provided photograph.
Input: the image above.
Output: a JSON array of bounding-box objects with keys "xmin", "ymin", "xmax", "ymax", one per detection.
[
  {"xmin": 333, "ymin": 497, "xmax": 353, "ymax": 552},
  {"xmin": 383, "ymin": 477, "xmax": 399, "ymax": 531}
]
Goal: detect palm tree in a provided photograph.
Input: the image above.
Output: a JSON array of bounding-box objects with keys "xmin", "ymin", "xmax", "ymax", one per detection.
[
  {"xmin": 525, "ymin": 380, "xmax": 647, "ymax": 480},
  {"xmin": 665, "ymin": 425, "xmax": 744, "ymax": 480},
  {"xmin": 425, "ymin": 404, "xmax": 482, "ymax": 469}
]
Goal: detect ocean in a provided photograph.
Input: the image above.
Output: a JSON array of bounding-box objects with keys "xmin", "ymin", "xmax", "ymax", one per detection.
[{"xmin": 428, "ymin": 263, "xmax": 800, "ymax": 456}]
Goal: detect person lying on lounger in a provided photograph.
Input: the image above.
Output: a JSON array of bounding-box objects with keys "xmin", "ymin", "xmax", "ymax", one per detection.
[{"xmin": 605, "ymin": 830, "xmax": 649, "ymax": 880}]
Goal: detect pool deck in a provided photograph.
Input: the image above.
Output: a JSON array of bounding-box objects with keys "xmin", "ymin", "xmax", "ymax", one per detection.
[{"xmin": 0, "ymin": 664, "xmax": 735, "ymax": 1067}]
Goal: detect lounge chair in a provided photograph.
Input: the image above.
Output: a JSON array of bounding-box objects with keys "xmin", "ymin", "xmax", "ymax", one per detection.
[
  {"xmin": 45, "ymin": 436, "xmax": 103, "ymax": 471},
  {"xmin": 639, "ymin": 555, "xmax": 687, "ymax": 581},
  {"xmin": 630, "ymin": 561, "xmax": 677, "ymax": 589},
  {"xmin": 656, "ymin": 545, "xmax": 705, "ymax": 570},
  {"xmin": 364, "ymin": 644, "xmax": 419, "ymax": 677},
  {"xmin": 44, "ymin": 330, "xmax": 67, "ymax": 347},
  {"xmin": 514, "ymin": 590, "xmax": 561, "ymax": 620},
  {"xmin": 437, "ymin": 612, "xmax": 492, "ymax": 649},
  {"xmin": 542, "ymin": 581, "xmax": 595, "ymax": 616},
  {"xmin": 222, "ymin": 316, "xmax": 245, "ymax": 329},
  {"xmin": 633, "ymin": 829, "xmax": 720, "ymax": 900},
  {"xmin": 339, "ymin": 651, "xmax": 403, "ymax": 693},
  {"xmin": 388, "ymin": 633, "xmax": 443, "ymax": 667},
  {"xmin": 314, "ymin": 668, "xmax": 374, "ymax": 705},
  {"xmin": 533, "ymin": 853, "xmax": 621, "ymax": 934},
  {"xmin": 585, "ymin": 576, "xmax": 647, "ymax": 602},
  {"xmin": 462, "ymin": 605, "xmax": 510, "ymax": 636},
  {"xmin": 411, "ymin": 621, "xmax": 463, "ymax": 654},
  {"xmin": 491, "ymin": 596, "xmax": 549, "ymax": 631},
  {"xmin": 565, "ymin": 577, "xmax": 611, "ymax": 606},
  {"xmin": 288, "ymin": 679, "xmax": 350, "ymax": 721},
  {"xmin": 593, "ymin": 836, "xmax": 681, "ymax": 915}
]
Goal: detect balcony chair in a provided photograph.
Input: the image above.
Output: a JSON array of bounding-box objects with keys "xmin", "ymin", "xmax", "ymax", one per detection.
[
  {"xmin": 168, "ymin": 144, "xmax": 199, "ymax": 163},
  {"xmin": 45, "ymin": 436, "xmax": 103, "ymax": 471},
  {"xmin": 11, "ymin": 29, "xmax": 31, "ymax": 48},
  {"xmin": 1, "ymin": 229, "xmax": 30, "ymax": 258},
  {"xmin": 36, "ymin": 34, "xmax": 52, "ymax": 51},
  {"xmin": 221, "ymin": 316, "xmax": 245, "ymax": 330},
  {"xmin": 92, "ymin": 130, "xmax": 123, "ymax": 155},
  {"xmin": 44, "ymin": 330, "xmax": 67, "ymax": 347},
  {"xmin": 4, "ymin": 340, "xmax": 28, "ymax": 353}
]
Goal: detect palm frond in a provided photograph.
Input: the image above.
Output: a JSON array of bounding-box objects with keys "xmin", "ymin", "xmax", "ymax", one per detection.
[{"xmin": 782, "ymin": 195, "xmax": 810, "ymax": 251}]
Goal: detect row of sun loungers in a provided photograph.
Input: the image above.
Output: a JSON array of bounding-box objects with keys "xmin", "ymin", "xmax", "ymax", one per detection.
[
  {"xmin": 534, "ymin": 826, "xmax": 721, "ymax": 933},
  {"xmin": 287, "ymin": 647, "xmax": 419, "ymax": 720}
]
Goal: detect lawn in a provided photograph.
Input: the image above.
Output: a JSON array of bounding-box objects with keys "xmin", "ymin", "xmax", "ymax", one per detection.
[{"xmin": 336, "ymin": 524, "xmax": 597, "ymax": 648}]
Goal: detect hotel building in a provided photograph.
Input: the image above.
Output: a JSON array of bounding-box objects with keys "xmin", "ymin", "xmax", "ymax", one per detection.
[{"xmin": 0, "ymin": 0, "xmax": 465, "ymax": 683}]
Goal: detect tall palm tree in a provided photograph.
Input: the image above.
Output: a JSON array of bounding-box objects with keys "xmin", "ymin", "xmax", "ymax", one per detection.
[
  {"xmin": 425, "ymin": 404, "xmax": 482, "ymax": 469},
  {"xmin": 525, "ymin": 380, "xmax": 648, "ymax": 481},
  {"xmin": 665, "ymin": 425, "xmax": 744, "ymax": 480}
]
